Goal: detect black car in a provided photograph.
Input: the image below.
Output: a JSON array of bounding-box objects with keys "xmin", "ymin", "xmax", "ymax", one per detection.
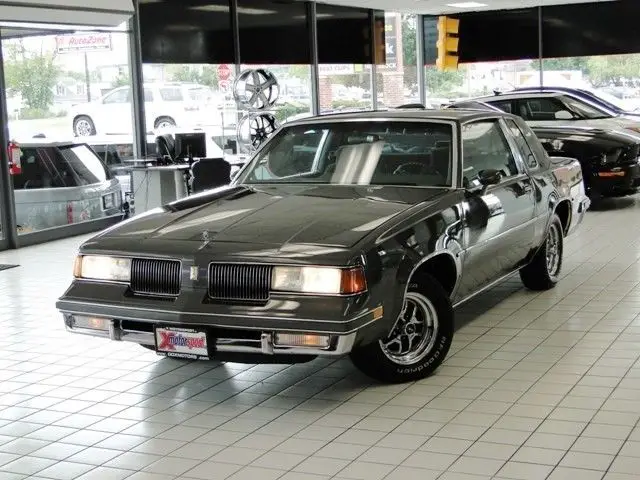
[
  {"xmin": 56, "ymin": 110, "xmax": 589, "ymax": 383},
  {"xmin": 532, "ymin": 125, "xmax": 640, "ymax": 200}
]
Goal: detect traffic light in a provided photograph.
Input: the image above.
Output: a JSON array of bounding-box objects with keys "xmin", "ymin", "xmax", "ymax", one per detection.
[{"xmin": 436, "ymin": 16, "xmax": 460, "ymax": 71}]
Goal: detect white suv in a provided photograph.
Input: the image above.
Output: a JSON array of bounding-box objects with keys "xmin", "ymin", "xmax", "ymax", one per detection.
[{"xmin": 70, "ymin": 82, "xmax": 219, "ymax": 137}]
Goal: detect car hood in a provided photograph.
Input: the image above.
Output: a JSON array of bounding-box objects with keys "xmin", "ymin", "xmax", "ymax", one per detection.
[{"xmin": 98, "ymin": 184, "xmax": 455, "ymax": 249}]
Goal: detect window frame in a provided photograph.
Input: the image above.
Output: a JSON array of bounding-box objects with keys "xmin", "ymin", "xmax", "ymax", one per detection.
[
  {"xmin": 102, "ymin": 87, "xmax": 131, "ymax": 104},
  {"xmin": 503, "ymin": 117, "xmax": 539, "ymax": 171},
  {"xmin": 460, "ymin": 117, "xmax": 524, "ymax": 187}
]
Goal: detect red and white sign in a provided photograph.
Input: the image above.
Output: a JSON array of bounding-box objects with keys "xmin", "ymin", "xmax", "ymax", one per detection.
[
  {"xmin": 155, "ymin": 327, "xmax": 209, "ymax": 360},
  {"xmin": 56, "ymin": 33, "xmax": 112, "ymax": 54},
  {"xmin": 219, "ymin": 79, "xmax": 230, "ymax": 91},
  {"xmin": 217, "ymin": 64, "xmax": 232, "ymax": 81}
]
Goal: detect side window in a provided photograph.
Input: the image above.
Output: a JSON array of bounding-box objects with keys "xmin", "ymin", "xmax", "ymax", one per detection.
[
  {"xmin": 143, "ymin": 88, "xmax": 154, "ymax": 102},
  {"xmin": 12, "ymin": 148, "xmax": 67, "ymax": 189},
  {"xmin": 103, "ymin": 88, "xmax": 130, "ymax": 104},
  {"xmin": 520, "ymin": 97, "xmax": 573, "ymax": 121},
  {"xmin": 504, "ymin": 118, "xmax": 539, "ymax": 169},
  {"xmin": 159, "ymin": 87, "xmax": 184, "ymax": 101},
  {"xmin": 491, "ymin": 100, "xmax": 513, "ymax": 114},
  {"xmin": 462, "ymin": 120, "xmax": 519, "ymax": 187}
]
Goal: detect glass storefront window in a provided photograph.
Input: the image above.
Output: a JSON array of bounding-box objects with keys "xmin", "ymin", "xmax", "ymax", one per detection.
[
  {"xmin": 318, "ymin": 64, "xmax": 372, "ymax": 114},
  {"xmin": 375, "ymin": 13, "xmax": 419, "ymax": 109},
  {"xmin": 2, "ymin": 29, "xmax": 133, "ymax": 235}
]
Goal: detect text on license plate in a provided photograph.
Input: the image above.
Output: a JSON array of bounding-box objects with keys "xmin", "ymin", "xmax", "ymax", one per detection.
[{"xmin": 155, "ymin": 326, "xmax": 208, "ymax": 360}]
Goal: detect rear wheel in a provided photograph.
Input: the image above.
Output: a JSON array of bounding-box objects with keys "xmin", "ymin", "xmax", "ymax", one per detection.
[
  {"xmin": 350, "ymin": 273, "xmax": 453, "ymax": 383},
  {"xmin": 520, "ymin": 214, "xmax": 563, "ymax": 291}
]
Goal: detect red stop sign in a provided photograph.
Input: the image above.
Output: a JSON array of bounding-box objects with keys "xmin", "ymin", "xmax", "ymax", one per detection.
[{"xmin": 217, "ymin": 64, "xmax": 231, "ymax": 81}]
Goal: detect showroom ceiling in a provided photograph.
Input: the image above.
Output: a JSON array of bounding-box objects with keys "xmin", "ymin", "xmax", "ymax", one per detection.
[{"xmin": 308, "ymin": 0, "xmax": 617, "ymax": 14}]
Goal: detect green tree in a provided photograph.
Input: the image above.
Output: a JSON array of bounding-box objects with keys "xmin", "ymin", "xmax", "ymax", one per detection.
[
  {"xmin": 165, "ymin": 64, "xmax": 218, "ymax": 88},
  {"xmin": 586, "ymin": 54, "xmax": 640, "ymax": 86},
  {"xmin": 425, "ymin": 66, "xmax": 464, "ymax": 96},
  {"xmin": 112, "ymin": 71, "xmax": 130, "ymax": 88},
  {"xmin": 532, "ymin": 57, "xmax": 590, "ymax": 72},
  {"xmin": 4, "ymin": 40, "xmax": 59, "ymax": 111},
  {"xmin": 402, "ymin": 14, "xmax": 416, "ymax": 67}
]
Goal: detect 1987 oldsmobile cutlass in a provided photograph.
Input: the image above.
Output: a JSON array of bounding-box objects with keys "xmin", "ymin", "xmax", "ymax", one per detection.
[{"xmin": 57, "ymin": 110, "xmax": 590, "ymax": 383}]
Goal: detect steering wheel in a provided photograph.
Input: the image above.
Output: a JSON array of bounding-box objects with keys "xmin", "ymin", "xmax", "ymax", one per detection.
[{"xmin": 392, "ymin": 162, "xmax": 442, "ymax": 177}]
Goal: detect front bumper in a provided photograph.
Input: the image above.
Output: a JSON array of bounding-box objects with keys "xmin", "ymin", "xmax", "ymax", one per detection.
[
  {"xmin": 61, "ymin": 314, "xmax": 357, "ymax": 357},
  {"xmin": 56, "ymin": 281, "xmax": 385, "ymax": 358},
  {"xmin": 592, "ymin": 163, "xmax": 640, "ymax": 197}
]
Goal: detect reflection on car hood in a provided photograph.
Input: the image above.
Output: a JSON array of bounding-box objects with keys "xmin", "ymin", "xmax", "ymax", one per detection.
[{"xmin": 103, "ymin": 184, "xmax": 452, "ymax": 248}]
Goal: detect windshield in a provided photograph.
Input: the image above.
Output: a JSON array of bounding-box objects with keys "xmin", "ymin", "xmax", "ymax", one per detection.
[
  {"xmin": 237, "ymin": 121, "xmax": 454, "ymax": 187},
  {"xmin": 562, "ymin": 95, "xmax": 612, "ymax": 120}
]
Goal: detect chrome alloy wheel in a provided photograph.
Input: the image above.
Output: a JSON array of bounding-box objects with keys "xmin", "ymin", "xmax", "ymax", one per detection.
[
  {"xmin": 75, "ymin": 119, "xmax": 92, "ymax": 136},
  {"xmin": 546, "ymin": 222, "xmax": 561, "ymax": 278},
  {"xmin": 380, "ymin": 291, "xmax": 439, "ymax": 365}
]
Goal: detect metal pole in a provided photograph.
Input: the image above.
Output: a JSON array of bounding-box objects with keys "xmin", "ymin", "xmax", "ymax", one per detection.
[
  {"xmin": 308, "ymin": 1, "xmax": 320, "ymax": 116},
  {"xmin": 0, "ymin": 32, "xmax": 18, "ymax": 249},
  {"xmin": 538, "ymin": 6, "xmax": 543, "ymax": 87},
  {"xmin": 370, "ymin": 11, "xmax": 378, "ymax": 110},
  {"xmin": 84, "ymin": 52, "xmax": 91, "ymax": 102},
  {"xmin": 416, "ymin": 14, "xmax": 426, "ymax": 107},
  {"xmin": 230, "ymin": 0, "xmax": 241, "ymax": 75},
  {"xmin": 128, "ymin": 0, "xmax": 147, "ymax": 159}
]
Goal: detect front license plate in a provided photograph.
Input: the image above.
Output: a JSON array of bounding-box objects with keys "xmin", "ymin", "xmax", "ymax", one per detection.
[{"xmin": 155, "ymin": 326, "xmax": 209, "ymax": 360}]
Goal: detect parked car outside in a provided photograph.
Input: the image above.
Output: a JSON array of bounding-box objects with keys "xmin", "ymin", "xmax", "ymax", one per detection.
[
  {"xmin": 69, "ymin": 83, "xmax": 220, "ymax": 137},
  {"xmin": 57, "ymin": 109, "xmax": 589, "ymax": 383},
  {"xmin": 10, "ymin": 140, "xmax": 123, "ymax": 233}
]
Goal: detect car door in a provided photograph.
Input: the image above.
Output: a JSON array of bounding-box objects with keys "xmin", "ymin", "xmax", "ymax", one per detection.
[
  {"xmin": 455, "ymin": 118, "xmax": 536, "ymax": 301},
  {"xmin": 99, "ymin": 87, "xmax": 132, "ymax": 134}
]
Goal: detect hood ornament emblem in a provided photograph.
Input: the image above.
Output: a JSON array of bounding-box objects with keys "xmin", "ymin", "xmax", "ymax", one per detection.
[{"xmin": 199, "ymin": 230, "xmax": 213, "ymax": 250}]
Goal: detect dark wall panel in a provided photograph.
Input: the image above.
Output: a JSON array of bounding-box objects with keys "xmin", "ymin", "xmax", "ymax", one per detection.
[
  {"xmin": 424, "ymin": 0, "xmax": 640, "ymax": 66},
  {"xmin": 317, "ymin": 4, "xmax": 373, "ymax": 64},
  {"xmin": 542, "ymin": 0, "xmax": 640, "ymax": 58},
  {"xmin": 237, "ymin": 0, "xmax": 309, "ymax": 64},
  {"xmin": 139, "ymin": 0, "xmax": 235, "ymax": 64}
]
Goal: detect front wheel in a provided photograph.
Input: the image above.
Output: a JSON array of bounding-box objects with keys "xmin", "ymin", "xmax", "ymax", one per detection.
[
  {"xmin": 73, "ymin": 115, "xmax": 96, "ymax": 136},
  {"xmin": 520, "ymin": 214, "xmax": 563, "ymax": 291},
  {"xmin": 350, "ymin": 273, "xmax": 454, "ymax": 383}
]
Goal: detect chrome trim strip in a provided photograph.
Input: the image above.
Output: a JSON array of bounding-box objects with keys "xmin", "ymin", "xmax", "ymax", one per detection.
[
  {"xmin": 58, "ymin": 303, "xmax": 377, "ymax": 332},
  {"xmin": 452, "ymin": 270, "xmax": 518, "ymax": 309}
]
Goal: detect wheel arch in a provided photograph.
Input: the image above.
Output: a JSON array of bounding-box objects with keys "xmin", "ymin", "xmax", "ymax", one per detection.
[
  {"xmin": 553, "ymin": 199, "xmax": 572, "ymax": 236},
  {"xmin": 407, "ymin": 251, "xmax": 460, "ymax": 299},
  {"xmin": 154, "ymin": 115, "xmax": 176, "ymax": 127}
]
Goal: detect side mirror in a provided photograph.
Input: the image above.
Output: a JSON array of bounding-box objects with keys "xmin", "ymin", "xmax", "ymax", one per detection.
[{"xmin": 478, "ymin": 169, "xmax": 502, "ymax": 186}]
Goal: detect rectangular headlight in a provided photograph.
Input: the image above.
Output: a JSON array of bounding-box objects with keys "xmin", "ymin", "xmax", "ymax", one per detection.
[
  {"xmin": 74, "ymin": 255, "xmax": 131, "ymax": 282},
  {"xmin": 271, "ymin": 266, "xmax": 366, "ymax": 295}
]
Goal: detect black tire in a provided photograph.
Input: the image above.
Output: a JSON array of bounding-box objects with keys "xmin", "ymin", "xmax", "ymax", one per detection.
[
  {"xmin": 154, "ymin": 116, "xmax": 176, "ymax": 130},
  {"xmin": 520, "ymin": 214, "xmax": 563, "ymax": 291},
  {"xmin": 350, "ymin": 273, "xmax": 454, "ymax": 383},
  {"xmin": 73, "ymin": 115, "xmax": 96, "ymax": 136}
]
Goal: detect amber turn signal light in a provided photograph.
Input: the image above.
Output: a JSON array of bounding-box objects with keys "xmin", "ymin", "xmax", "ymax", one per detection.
[{"xmin": 340, "ymin": 267, "xmax": 367, "ymax": 294}]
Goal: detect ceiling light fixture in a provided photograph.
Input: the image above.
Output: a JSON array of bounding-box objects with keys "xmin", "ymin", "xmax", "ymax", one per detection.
[{"xmin": 446, "ymin": 2, "xmax": 489, "ymax": 8}]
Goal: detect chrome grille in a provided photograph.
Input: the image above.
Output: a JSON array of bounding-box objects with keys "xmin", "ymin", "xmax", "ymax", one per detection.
[
  {"xmin": 208, "ymin": 264, "xmax": 273, "ymax": 302},
  {"xmin": 130, "ymin": 258, "xmax": 181, "ymax": 296}
]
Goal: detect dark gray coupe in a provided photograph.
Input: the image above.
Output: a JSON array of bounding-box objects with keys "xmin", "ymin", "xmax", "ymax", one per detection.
[{"xmin": 57, "ymin": 110, "xmax": 590, "ymax": 383}]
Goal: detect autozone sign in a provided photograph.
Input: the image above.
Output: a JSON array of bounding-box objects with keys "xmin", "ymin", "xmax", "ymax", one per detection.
[{"xmin": 56, "ymin": 33, "xmax": 112, "ymax": 53}]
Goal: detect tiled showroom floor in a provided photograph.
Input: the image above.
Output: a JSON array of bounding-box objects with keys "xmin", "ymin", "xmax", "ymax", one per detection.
[{"xmin": 2, "ymin": 197, "xmax": 640, "ymax": 480}]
